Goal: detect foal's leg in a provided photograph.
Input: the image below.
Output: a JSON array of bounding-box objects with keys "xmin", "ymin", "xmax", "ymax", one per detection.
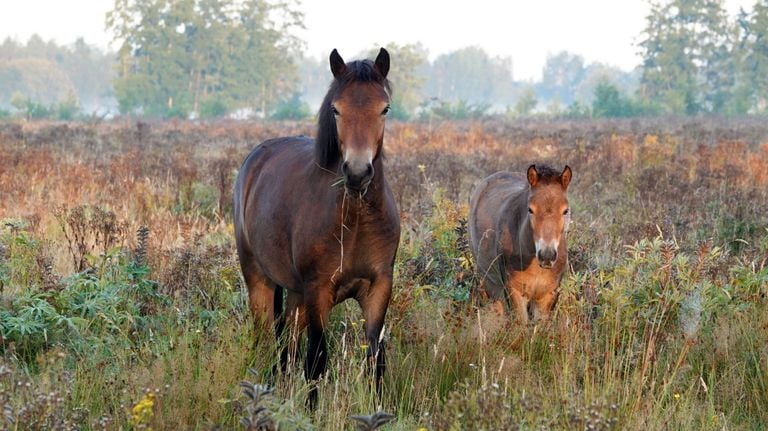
[
  {"xmin": 305, "ymin": 286, "xmax": 333, "ymax": 409},
  {"xmin": 507, "ymin": 282, "xmax": 530, "ymax": 325},
  {"xmin": 532, "ymin": 289, "xmax": 558, "ymax": 322},
  {"xmin": 359, "ymin": 277, "xmax": 393, "ymax": 399}
]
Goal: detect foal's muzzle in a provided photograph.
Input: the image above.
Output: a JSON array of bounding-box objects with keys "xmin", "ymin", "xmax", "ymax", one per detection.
[
  {"xmin": 537, "ymin": 248, "xmax": 557, "ymax": 269},
  {"xmin": 342, "ymin": 161, "xmax": 374, "ymax": 192}
]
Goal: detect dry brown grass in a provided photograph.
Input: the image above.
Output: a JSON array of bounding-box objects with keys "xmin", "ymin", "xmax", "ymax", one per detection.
[{"xmin": 1, "ymin": 117, "xmax": 767, "ymax": 429}]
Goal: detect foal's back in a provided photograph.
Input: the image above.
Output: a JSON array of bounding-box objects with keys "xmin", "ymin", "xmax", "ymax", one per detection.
[{"xmin": 469, "ymin": 172, "xmax": 528, "ymax": 299}]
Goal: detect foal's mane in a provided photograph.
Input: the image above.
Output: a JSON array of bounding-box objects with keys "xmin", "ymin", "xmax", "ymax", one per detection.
[
  {"xmin": 315, "ymin": 59, "xmax": 392, "ymax": 169},
  {"xmin": 531, "ymin": 165, "xmax": 564, "ymax": 185}
]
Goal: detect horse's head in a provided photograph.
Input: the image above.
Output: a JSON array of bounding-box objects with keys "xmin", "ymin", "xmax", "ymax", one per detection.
[
  {"xmin": 322, "ymin": 48, "xmax": 391, "ymax": 193},
  {"xmin": 526, "ymin": 165, "xmax": 572, "ymax": 269}
]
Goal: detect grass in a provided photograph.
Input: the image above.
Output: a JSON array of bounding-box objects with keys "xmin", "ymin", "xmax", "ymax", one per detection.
[{"xmin": 0, "ymin": 118, "xmax": 767, "ymax": 430}]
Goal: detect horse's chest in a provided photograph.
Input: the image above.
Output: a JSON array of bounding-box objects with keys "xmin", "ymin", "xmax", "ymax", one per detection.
[
  {"xmin": 509, "ymin": 259, "xmax": 560, "ymax": 299},
  {"xmin": 339, "ymin": 229, "xmax": 393, "ymax": 269}
]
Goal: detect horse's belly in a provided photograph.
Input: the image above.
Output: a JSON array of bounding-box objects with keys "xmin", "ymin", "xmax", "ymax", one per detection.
[{"xmin": 510, "ymin": 258, "xmax": 561, "ymax": 299}]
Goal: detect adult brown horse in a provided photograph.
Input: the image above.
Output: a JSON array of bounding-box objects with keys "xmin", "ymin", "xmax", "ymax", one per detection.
[
  {"xmin": 469, "ymin": 165, "xmax": 572, "ymax": 324},
  {"xmin": 233, "ymin": 48, "xmax": 400, "ymax": 407}
]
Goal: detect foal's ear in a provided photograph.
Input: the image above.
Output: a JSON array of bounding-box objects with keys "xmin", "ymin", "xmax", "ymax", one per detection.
[
  {"xmin": 561, "ymin": 165, "xmax": 572, "ymax": 189},
  {"xmin": 527, "ymin": 165, "xmax": 538, "ymax": 187},
  {"xmin": 330, "ymin": 49, "xmax": 346, "ymax": 79},
  {"xmin": 374, "ymin": 48, "xmax": 390, "ymax": 78}
]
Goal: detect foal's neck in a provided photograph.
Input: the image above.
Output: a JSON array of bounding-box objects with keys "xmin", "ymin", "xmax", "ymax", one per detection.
[{"xmin": 511, "ymin": 190, "xmax": 537, "ymax": 266}]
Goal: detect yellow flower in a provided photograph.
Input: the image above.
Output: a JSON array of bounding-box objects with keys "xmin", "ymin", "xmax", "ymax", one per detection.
[
  {"xmin": 458, "ymin": 256, "xmax": 471, "ymax": 270},
  {"xmin": 131, "ymin": 392, "xmax": 155, "ymax": 427},
  {"xmin": 673, "ymin": 393, "xmax": 681, "ymax": 400},
  {"xmin": 644, "ymin": 134, "xmax": 659, "ymax": 145},
  {"xmin": 417, "ymin": 164, "xmax": 426, "ymax": 173},
  {"xmin": 360, "ymin": 344, "xmax": 369, "ymax": 351}
]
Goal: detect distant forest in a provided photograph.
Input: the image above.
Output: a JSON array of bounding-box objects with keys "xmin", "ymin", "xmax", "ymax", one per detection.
[{"xmin": 1, "ymin": 0, "xmax": 767, "ymax": 120}]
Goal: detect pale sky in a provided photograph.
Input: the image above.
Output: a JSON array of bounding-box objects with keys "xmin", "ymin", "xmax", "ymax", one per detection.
[{"xmin": 0, "ymin": 0, "xmax": 756, "ymax": 80}]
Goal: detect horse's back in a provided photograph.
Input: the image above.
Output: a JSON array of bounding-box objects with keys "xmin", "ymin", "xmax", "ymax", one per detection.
[
  {"xmin": 234, "ymin": 136, "xmax": 313, "ymax": 225},
  {"xmin": 469, "ymin": 172, "xmax": 527, "ymax": 299}
]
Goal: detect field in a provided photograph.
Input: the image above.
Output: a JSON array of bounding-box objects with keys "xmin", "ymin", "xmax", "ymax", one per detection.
[{"xmin": 1, "ymin": 117, "xmax": 767, "ymax": 430}]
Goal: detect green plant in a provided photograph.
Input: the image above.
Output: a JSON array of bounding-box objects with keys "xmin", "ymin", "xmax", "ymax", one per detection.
[
  {"xmin": 270, "ymin": 93, "xmax": 312, "ymax": 121},
  {"xmin": 200, "ymin": 97, "xmax": 230, "ymax": 119}
]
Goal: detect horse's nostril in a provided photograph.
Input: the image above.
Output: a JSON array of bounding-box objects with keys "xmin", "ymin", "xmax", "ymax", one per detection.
[{"xmin": 342, "ymin": 161, "xmax": 350, "ymax": 175}]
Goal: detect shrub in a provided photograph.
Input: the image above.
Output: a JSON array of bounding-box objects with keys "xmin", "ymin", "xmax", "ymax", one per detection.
[
  {"xmin": 200, "ymin": 97, "xmax": 229, "ymax": 119},
  {"xmin": 270, "ymin": 93, "xmax": 312, "ymax": 121}
]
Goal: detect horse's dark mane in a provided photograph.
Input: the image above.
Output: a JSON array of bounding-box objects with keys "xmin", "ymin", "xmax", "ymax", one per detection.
[
  {"xmin": 315, "ymin": 59, "xmax": 391, "ymax": 168},
  {"xmin": 532, "ymin": 165, "xmax": 563, "ymax": 183}
]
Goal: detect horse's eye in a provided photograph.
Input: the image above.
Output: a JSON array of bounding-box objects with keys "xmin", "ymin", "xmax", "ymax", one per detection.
[
  {"xmin": 563, "ymin": 208, "xmax": 570, "ymax": 215},
  {"xmin": 382, "ymin": 105, "xmax": 391, "ymax": 116},
  {"xmin": 528, "ymin": 207, "xmax": 534, "ymax": 214},
  {"xmin": 331, "ymin": 106, "xmax": 340, "ymax": 116}
]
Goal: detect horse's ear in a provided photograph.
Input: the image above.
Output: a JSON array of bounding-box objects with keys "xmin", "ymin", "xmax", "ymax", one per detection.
[
  {"xmin": 561, "ymin": 165, "xmax": 572, "ymax": 189},
  {"xmin": 374, "ymin": 48, "xmax": 390, "ymax": 78},
  {"xmin": 527, "ymin": 165, "xmax": 538, "ymax": 187},
  {"xmin": 330, "ymin": 49, "xmax": 346, "ymax": 79}
]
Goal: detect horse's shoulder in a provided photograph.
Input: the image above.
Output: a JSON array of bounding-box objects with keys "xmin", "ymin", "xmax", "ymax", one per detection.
[{"xmin": 242, "ymin": 136, "xmax": 314, "ymax": 166}]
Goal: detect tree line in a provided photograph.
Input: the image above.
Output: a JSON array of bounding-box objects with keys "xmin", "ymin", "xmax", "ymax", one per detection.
[
  {"xmin": 1, "ymin": 0, "xmax": 768, "ymax": 120},
  {"xmin": 0, "ymin": 35, "xmax": 114, "ymax": 119}
]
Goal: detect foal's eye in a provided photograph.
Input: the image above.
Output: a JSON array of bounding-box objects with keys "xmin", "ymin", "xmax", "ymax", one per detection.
[
  {"xmin": 331, "ymin": 106, "xmax": 340, "ymax": 116},
  {"xmin": 382, "ymin": 105, "xmax": 391, "ymax": 116},
  {"xmin": 563, "ymin": 208, "xmax": 570, "ymax": 215},
  {"xmin": 528, "ymin": 207, "xmax": 534, "ymax": 214}
]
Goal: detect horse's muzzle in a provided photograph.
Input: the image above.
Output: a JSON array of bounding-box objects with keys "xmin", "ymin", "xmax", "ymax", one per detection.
[{"xmin": 342, "ymin": 161, "xmax": 374, "ymax": 192}]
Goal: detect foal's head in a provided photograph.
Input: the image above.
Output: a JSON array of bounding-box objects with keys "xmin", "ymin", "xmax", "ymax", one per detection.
[
  {"xmin": 318, "ymin": 48, "xmax": 391, "ymax": 193},
  {"xmin": 526, "ymin": 165, "xmax": 572, "ymax": 268}
]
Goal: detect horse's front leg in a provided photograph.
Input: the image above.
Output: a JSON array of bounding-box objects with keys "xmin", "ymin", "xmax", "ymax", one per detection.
[
  {"xmin": 304, "ymin": 283, "xmax": 333, "ymax": 409},
  {"xmin": 359, "ymin": 276, "xmax": 393, "ymax": 399}
]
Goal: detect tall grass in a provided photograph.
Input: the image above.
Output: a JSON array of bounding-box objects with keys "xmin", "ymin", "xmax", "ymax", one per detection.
[{"xmin": 0, "ymin": 118, "xmax": 766, "ymax": 429}]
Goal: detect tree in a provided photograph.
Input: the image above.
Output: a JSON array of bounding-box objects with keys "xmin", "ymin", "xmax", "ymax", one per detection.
[
  {"xmin": 538, "ymin": 51, "xmax": 585, "ymax": 106},
  {"xmin": 574, "ymin": 63, "xmax": 640, "ymax": 104},
  {"xmin": 364, "ymin": 43, "xmax": 428, "ymax": 120},
  {"xmin": 107, "ymin": 0, "xmax": 304, "ymax": 118},
  {"xmin": 638, "ymin": 0, "xmax": 733, "ymax": 114},
  {"xmin": 0, "ymin": 35, "xmax": 112, "ymax": 114},
  {"xmin": 425, "ymin": 46, "xmax": 514, "ymax": 107},
  {"xmin": 737, "ymin": 1, "xmax": 768, "ymax": 112},
  {"xmin": 513, "ymin": 87, "xmax": 538, "ymax": 116},
  {"xmin": 592, "ymin": 81, "xmax": 627, "ymax": 117}
]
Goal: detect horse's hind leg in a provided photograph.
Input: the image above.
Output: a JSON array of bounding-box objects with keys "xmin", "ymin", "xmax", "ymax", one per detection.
[
  {"xmin": 279, "ymin": 291, "xmax": 306, "ymax": 374},
  {"xmin": 241, "ymin": 263, "xmax": 275, "ymax": 331}
]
